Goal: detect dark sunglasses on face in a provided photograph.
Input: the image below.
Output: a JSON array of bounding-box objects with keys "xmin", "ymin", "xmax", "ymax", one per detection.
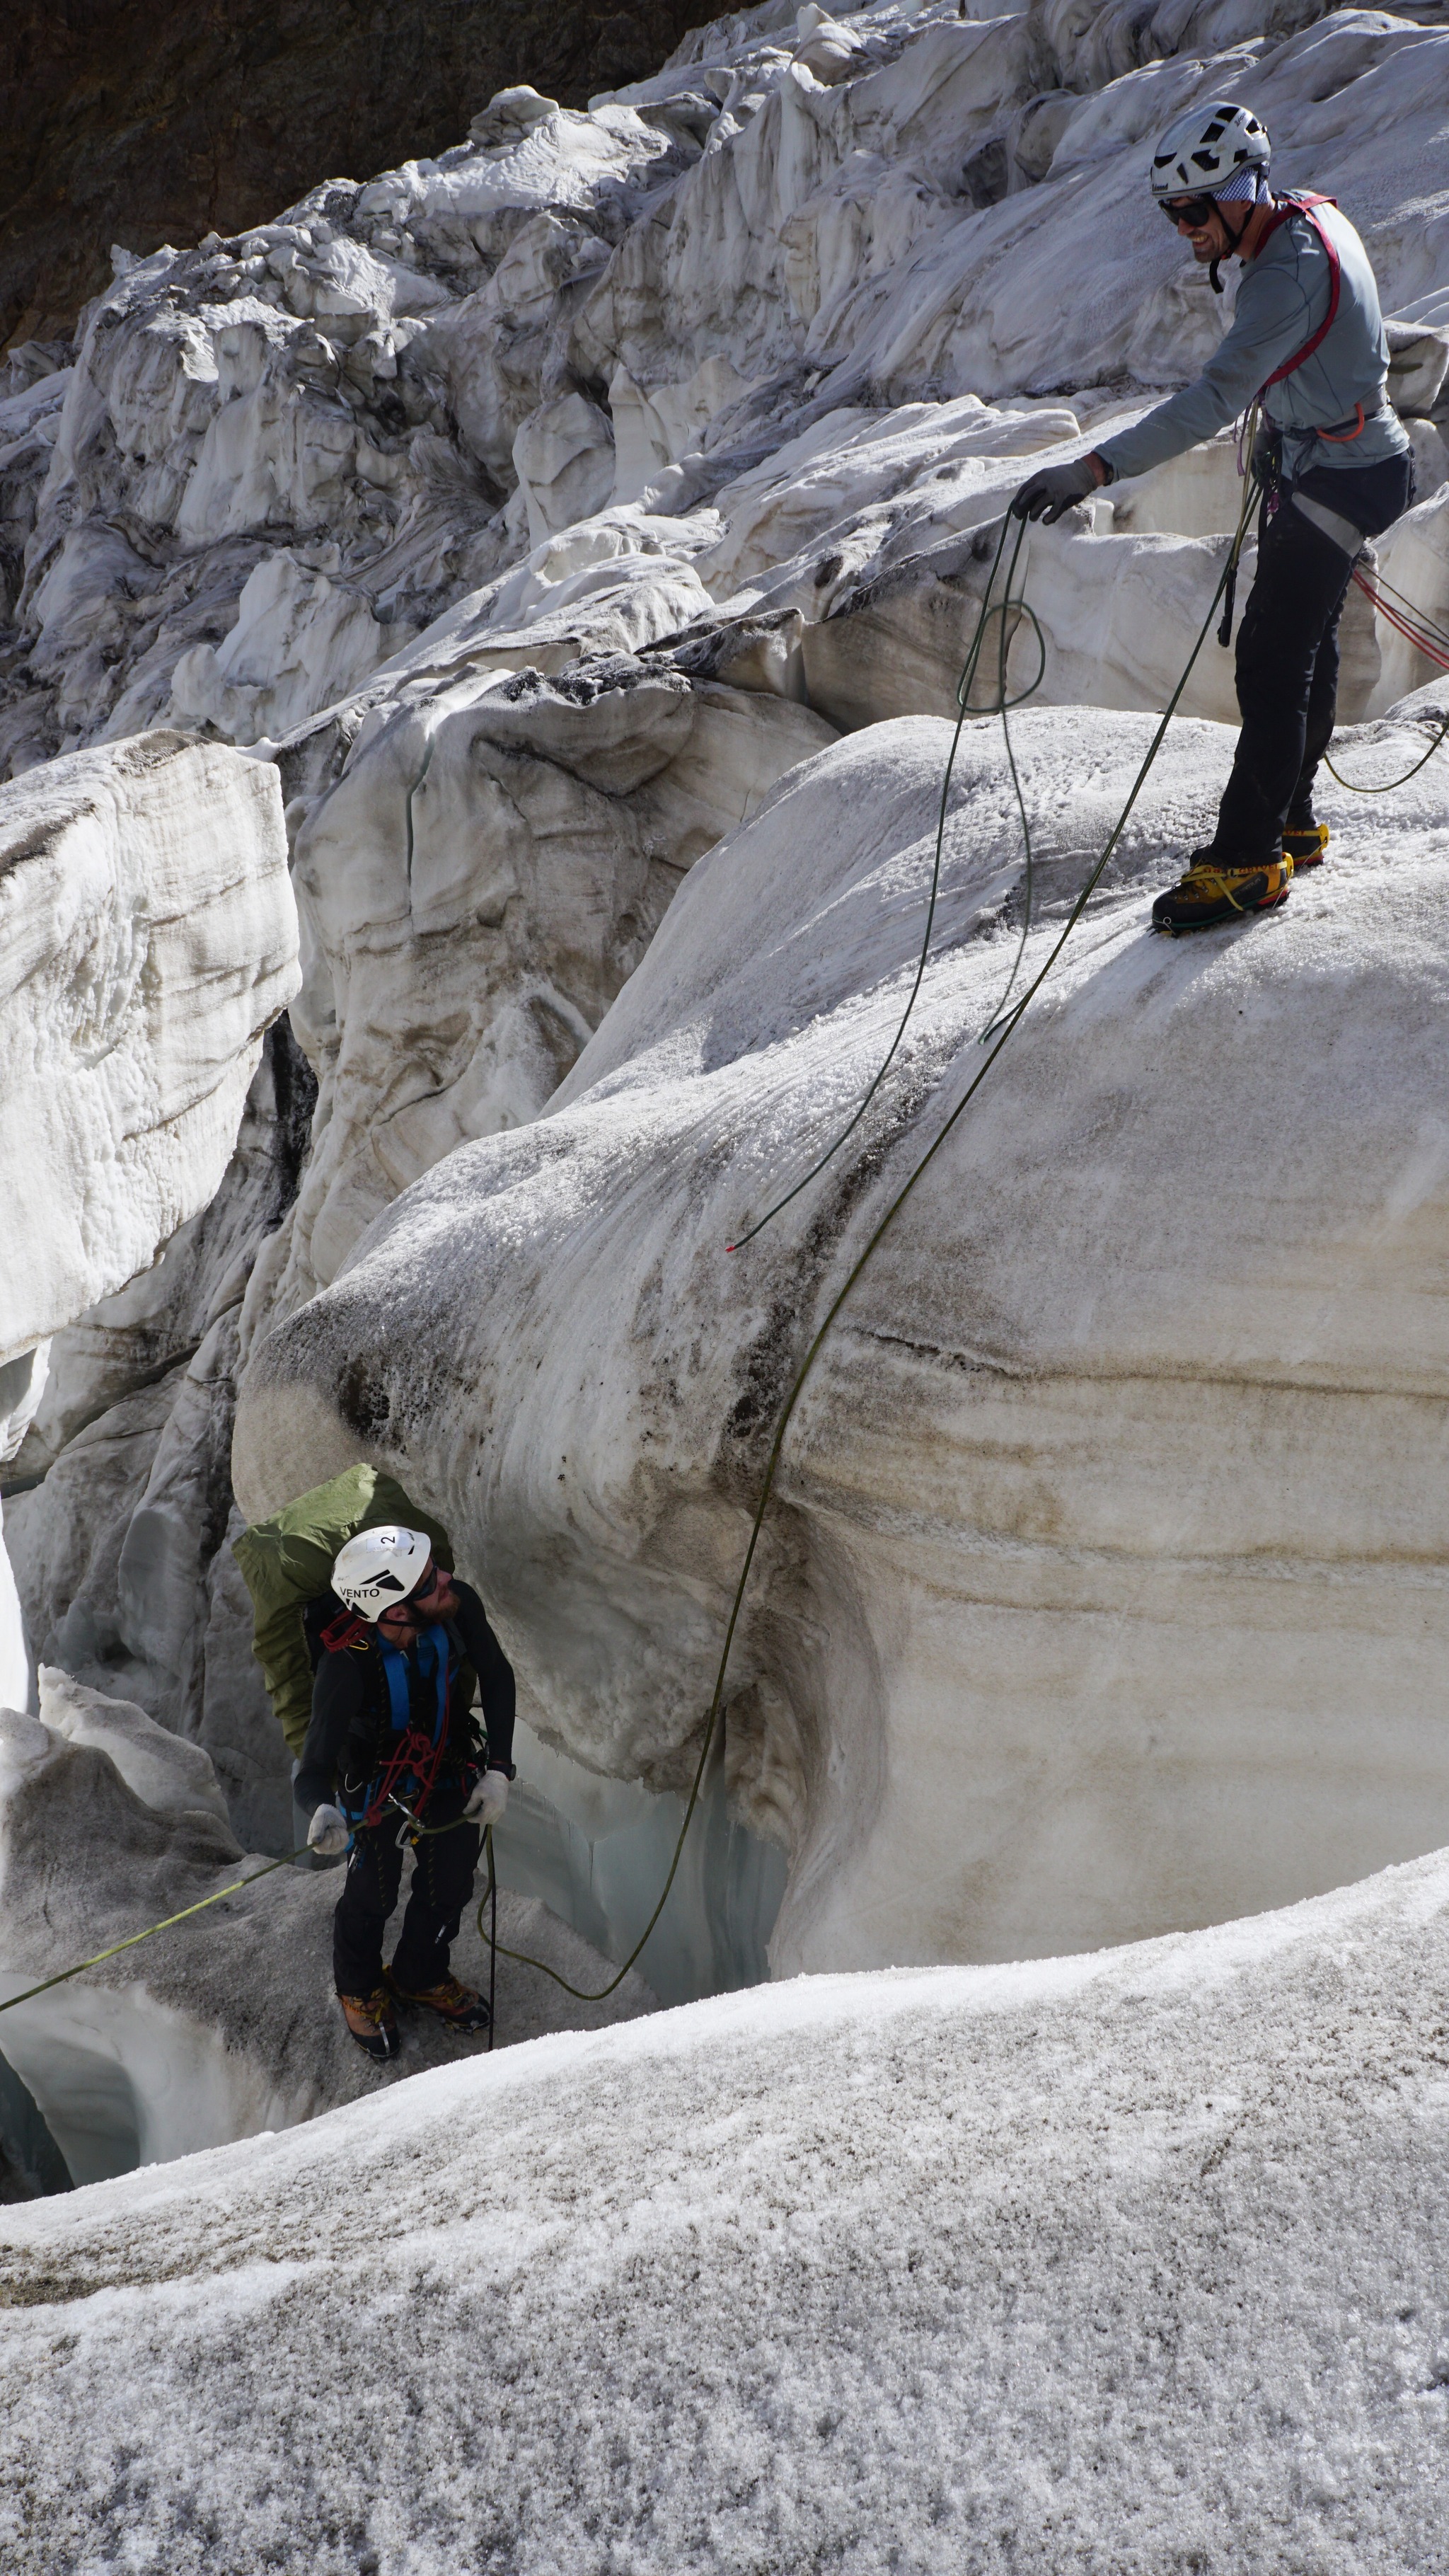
[
  {"xmin": 1162, "ymin": 194, "xmax": 1220, "ymax": 229},
  {"xmin": 379, "ymin": 1562, "xmax": 447, "ymax": 1621}
]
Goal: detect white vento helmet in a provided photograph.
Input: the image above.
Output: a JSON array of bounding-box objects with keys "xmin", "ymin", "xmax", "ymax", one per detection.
[
  {"xmin": 332, "ymin": 1525, "xmax": 433, "ymax": 1621},
  {"xmin": 1150, "ymin": 102, "xmax": 1271, "ymax": 202}
]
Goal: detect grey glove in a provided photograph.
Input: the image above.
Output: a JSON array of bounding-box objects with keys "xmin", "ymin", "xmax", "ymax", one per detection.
[
  {"xmin": 306, "ymin": 1802, "xmax": 350, "ymax": 1858},
  {"xmin": 1010, "ymin": 456, "xmax": 1102, "ymax": 523},
  {"xmin": 465, "ymin": 1769, "xmax": 510, "ymax": 1830}
]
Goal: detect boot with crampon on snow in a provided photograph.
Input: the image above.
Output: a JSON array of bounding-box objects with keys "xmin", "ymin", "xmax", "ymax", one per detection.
[
  {"xmin": 1282, "ymin": 821, "xmax": 1329, "ymax": 870},
  {"xmin": 1151, "ymin": 844, "xmax": 1293, "ymax": 936},
  {"xmin": 386, "ymin": 1969, "xmax": 491, "ymax": 2033},
  {"xmin": 340, "ymin": 1986, "xmax": 401, "ymax": 2062}
]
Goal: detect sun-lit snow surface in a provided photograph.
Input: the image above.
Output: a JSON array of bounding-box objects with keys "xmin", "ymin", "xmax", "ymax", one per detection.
[
  {"xmin": 4, "ymin": 1844, "xmax": 1449, "ymax": 2570},
  {"xmin": 237, "ymin": 701, "xmax": 1449, "ymax": 1972}
]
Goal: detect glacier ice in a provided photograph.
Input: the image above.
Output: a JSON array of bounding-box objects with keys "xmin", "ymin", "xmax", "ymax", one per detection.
[
  {"xmin": 0, "ymin": 0, "xmax": 1448, "ymax": 2549},
  {"xmin": 0, "ymin": 0, "xmax": 1444, "ymax": 2204},
  {"xmin": 237, "ymin": 699, "xmax": 1449, "ymax": 1972}
]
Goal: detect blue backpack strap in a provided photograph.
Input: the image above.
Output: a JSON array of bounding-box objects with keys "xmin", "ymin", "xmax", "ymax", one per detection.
[
  {"xmin": 376, "ymin": 1637, "xmax": 414, "ymax": 1734},
  {"xmin": 377, "ymin": 1628, "xmax": 451, "ymax": 1742}
]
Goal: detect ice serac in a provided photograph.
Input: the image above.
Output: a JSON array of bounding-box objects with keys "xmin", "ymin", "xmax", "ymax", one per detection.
[
  {"xmin": 0, "ymin": 730, "xmax": 298, "ymax": 1363},
  {"xmin": 237, "ymin": 707, "xmax": 1449, "ymax": 1974},
  {"xmin": 4, "ymin": 1843, "xmax": 1449, "ymax": 2565},
  {"xmin": 0, "ymin": 1668, "xmax": 654, "ymax": 2187},
  {"xmin": 265, "ymin": 650, "xmax": 836, "ymax": 1317}
]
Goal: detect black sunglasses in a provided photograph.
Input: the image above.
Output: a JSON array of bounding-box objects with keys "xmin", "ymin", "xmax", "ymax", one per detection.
[{"xmin": 1162, "ymin": 194, "xmax": 1219, "ymax": 229}]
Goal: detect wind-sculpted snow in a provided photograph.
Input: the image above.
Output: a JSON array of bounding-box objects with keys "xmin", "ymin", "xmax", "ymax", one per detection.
[
  {"xmin": 0, "ymin": 1669, "xmax": 654, "ymax": 2189},
  {"xmin": 4, "ymin": 1842, "xmax": 1449, "ymax": 2568},
  {"xmin": 238, "ymin": 706, "xmax": 1449, "ymax": 1971}
]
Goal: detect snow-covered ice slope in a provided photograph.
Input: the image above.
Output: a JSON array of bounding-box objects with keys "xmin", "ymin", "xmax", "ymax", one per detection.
[
  {"xmin": 4, "ymin": 1841, "xmax": 1449, "ymax": 2570},
  {"xmin": 236, "ymin": 702, "xmax": 1449, "ymax": 1973}
]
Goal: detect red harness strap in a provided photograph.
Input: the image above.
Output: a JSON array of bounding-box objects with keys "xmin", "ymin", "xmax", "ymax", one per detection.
[
  {"xmin": 1254, "ymin": 192, "xmax": 1341, "ymax": 390},
  {"xmin": 1251, "ymin": 192, "xmax": 1366, "ymax": 442},
  {"xmin": 357, "ymin": 1723, "xmax": 451, "ymax": 1832}
]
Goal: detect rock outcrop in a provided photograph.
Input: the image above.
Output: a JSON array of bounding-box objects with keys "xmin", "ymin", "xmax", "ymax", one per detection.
[{"xmin": 0, "ymin": 1, "xmax": 715, "ymax": 346}]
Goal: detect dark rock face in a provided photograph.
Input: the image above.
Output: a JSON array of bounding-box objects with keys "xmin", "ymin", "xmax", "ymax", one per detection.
[{"xmin": 0, "ymin": 1, "xmax": 709, "ymax": 346}]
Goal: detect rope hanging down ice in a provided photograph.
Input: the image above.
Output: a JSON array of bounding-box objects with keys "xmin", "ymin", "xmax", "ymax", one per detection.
[{"xmin": 7, "ymin": 466, "xmax": 1444, "ymax": 2031}]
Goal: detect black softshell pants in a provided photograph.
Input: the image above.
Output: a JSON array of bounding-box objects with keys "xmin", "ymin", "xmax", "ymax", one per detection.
[
  {"xmin": 333, "ymin": 1778, "xmax": 480, "ymax": 1996},
  {"xmin": 1213, "ymin": 450, "xmax": 1415, "ymax": 862}
]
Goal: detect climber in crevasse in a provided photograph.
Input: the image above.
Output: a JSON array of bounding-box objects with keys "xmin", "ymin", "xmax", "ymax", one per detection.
[
  {"xmin": 1011, "ymin": 100, "xmax": 1414, "ymax": 937},
  {"xmin": 296, "ymin": 1524, "xmax": 516, "ymax": 2062}
]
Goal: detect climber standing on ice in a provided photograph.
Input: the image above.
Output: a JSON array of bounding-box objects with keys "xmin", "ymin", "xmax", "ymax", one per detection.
[
  {"xmin": 297, "ymin": 1526, "xmax": 516, "ymax": 2062},
  {"xmin": 1011, "ymin": 101, "xmax": 1414, "ymax": 936}
]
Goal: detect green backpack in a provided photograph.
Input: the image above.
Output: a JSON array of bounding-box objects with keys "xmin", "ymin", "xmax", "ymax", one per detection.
[{"xmin": 233, "ymin": 1464, "xmax": 454, "ymax": 1759}]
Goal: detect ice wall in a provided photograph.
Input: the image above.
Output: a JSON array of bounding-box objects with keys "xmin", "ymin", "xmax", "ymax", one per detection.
[
  {"xmin": 238, "ymin": 703, "xmax": 1449, "ymax": 1970},
  {"xmin": 2, "ymin": 0, "xmax": 1448, "ymax": 2004}
]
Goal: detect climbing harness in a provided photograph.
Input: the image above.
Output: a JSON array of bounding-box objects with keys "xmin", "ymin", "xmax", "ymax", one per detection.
[
  {"xmin": 1254, "ymin": 195, "xmax": 1343, "ymax": 396},
  {"xmin": 345, "ymin": 1626, "xmax": 451, "ymax": 1834}
]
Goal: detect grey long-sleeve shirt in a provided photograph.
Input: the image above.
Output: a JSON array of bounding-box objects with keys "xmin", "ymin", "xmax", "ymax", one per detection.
[{"xmin": 1097, "ymin": 198, "xmax": 1410, "ymax": 488}]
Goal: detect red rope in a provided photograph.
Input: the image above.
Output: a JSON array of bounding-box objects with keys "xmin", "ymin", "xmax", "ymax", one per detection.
[{"xmin": 1352, "ymin": 569, "xmax": 1449, "ymax": 674}]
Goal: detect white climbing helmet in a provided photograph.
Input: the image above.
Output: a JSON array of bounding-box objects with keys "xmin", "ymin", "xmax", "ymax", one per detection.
[
  {"xmin": 332, "ymin": 1525, "xmax": 433, "ymax": 1621},
  {"xmin": 1150, "ymin": 101, "xmax": 1271, "ymax": 202}
]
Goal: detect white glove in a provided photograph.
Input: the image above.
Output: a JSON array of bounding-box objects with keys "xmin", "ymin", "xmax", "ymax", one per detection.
[
  {"xmin": 1011, "ymin": 456, "xmax": 1102, "ymax": 524},
  {"xmin": 306, "ymin": 1802, "xmax": 350, "ymax": 1858},
  {"xmin": 465, "ymin": 1769, "xmax": 510, "ymax": 1829}
]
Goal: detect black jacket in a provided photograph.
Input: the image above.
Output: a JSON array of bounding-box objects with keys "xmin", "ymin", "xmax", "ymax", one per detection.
[{"xmin": 294, "ymin": 1578, "xmax": 516, "ymax": 1822}]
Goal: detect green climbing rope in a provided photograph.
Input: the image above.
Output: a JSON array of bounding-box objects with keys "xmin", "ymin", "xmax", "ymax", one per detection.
[
  {"xmin": 727, "ymin": 513, "xmax": 1045, "ymax": 1253},
  {"xmin": 0, "ymin": 1855, "xmax": 299, "ymax": 2018},
  {"xmin": 483, "ymin": 474, "xmax": 1261, "ymax": 2010}
]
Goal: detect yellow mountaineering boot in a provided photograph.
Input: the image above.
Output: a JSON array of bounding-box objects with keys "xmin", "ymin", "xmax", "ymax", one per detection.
[
  {"xmin": 1281, "ymin": 821, "xmax": 1329, "ymax": 870},
  {"xmin": 340, "ymin": 1986, "xmax": 401, "ymax": 2062},
  {"xmin": 386, "ymin": 1969, "xmax": 491, "ymax": 2034},
  {"xmin": 1151, "ymin": 844, "xmax": 1293, "ymax": 936}
]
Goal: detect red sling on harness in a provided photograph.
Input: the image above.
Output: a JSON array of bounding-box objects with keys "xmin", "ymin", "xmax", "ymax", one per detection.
[{"xmin": 1251, "ymin": 192, "xmax": 1365, "ymax": 442}]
